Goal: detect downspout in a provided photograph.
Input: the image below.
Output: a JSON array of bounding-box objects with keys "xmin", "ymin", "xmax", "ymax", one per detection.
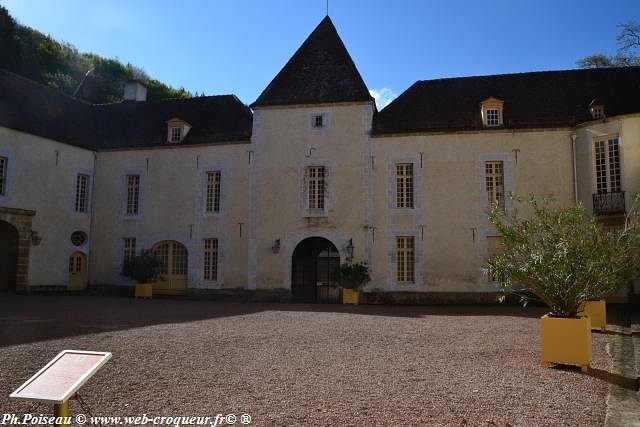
[{"xmin": 571, "ymin": 133, "xmax": 578, "ymax": 204}]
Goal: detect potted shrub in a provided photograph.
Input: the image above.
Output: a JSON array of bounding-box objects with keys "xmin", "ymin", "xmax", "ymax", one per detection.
[
  {"xmin": 578, "ymin": 300, "xmax": 607, "ymax": 331},
  {"xmin": 121, "ymin": 249, "xmax": 162, "ymax": 299},
  {"xmin": 335, "ymin": 262, "xmax": 370, "ymax": 305},
  {"xmin": 487, "ymin": 195, "xmax": 640, "ymax": 372}
]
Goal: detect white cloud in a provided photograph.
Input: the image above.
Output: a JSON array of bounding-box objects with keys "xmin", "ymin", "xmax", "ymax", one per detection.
[{"xmin": 369, "ymin": 87, "xmax": 398, "ymax": 110}]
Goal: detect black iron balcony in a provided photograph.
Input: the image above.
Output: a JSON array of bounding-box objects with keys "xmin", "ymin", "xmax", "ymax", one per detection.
[{"xmin": 592, "ymin": 191, "xmax": 625, "ymax": 215}]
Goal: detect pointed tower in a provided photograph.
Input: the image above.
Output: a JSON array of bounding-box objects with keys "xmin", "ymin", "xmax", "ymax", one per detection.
[
  {"xmin": 251, "ymin": 16, "xmax": 373, "ymax": 107},
  {"xmin": 247, "ymin": 17, "xmax": 375, "ymax": 296}
]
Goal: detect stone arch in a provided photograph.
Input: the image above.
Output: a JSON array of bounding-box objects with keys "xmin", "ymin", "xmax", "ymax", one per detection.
[
  {"xmin": 291, "ymin": 237, "xmax": 341, "ymax": 303},
  {"xmin": 0, "ymin": 207, "xmax": 35, "ymax": 292}
]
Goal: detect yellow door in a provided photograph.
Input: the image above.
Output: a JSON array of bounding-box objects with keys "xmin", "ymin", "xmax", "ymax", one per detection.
[
  {"xmin": 152, "ymin": 241, "xmax": 188, "ymax": 295},
  {"xmin": 68, "ymin": 252, "xmax": 86, "ymax": 290}
]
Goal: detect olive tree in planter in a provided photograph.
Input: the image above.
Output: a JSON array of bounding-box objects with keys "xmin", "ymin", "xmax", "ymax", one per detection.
[
  {"xmin": 335, "ymin": 262, "xmax": 371, "ymax": 305},
  {"xmin": 121, "ymin": 249, "xmax": 162, "ymax": 299},
  {"xmin": 487, "ymin": 195, "xmax": 640, "ymax": 372}
]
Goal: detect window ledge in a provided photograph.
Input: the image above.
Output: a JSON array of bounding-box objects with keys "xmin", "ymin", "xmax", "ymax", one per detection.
[
  {"xmin": 203, "ymin": 211, "xmax": 223, "ymax": 218},
  {"xmin": 197, "ymin": 282, "xmax": 221, "ymax": 289},
  {"xmin": 303, "ymin": 209, "xmax": 329, "ymax": 218},
  {"xmin": 390, "ymin": 282, "xmax": 420, "ymax": 291}
]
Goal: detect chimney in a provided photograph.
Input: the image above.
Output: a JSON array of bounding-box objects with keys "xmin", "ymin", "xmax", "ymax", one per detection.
[{"xmin": 124, "ymin": 80, "xmax": 147, "ymax": 101}]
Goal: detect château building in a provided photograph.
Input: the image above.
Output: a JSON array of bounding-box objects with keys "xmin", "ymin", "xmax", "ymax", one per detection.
[{"xmin": 1, "ymin": 17, "xmax": 639, "ymax": 303}]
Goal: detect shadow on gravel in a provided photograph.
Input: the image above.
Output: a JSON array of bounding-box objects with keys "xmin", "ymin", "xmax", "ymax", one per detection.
[
  {"xmin": 552, "ymin": 364, "xmax": 639, "ymax": 391},
  {"xmin": 586, "ymin": 367, "xmax": 639, "ymax": 391},
  {"xmin": 0, "ymin": 295, "xmax": 266, "ymax": 348},
  {"xmin": 0, "ymin": 294, "xmax": 546, "ymax": 348}
]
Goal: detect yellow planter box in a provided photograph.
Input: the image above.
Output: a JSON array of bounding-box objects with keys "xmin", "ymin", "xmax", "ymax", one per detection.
[
  {"xmin": 134, "ymin": 283, "xmax": 153, "ymax": 299},
  {"xmin": 342, "ymin": 288, "xmax": 359, "ymax": 305},
  {"xmin": 578, "ymin": 300, "xmax": 606, "ymax": 331},
  {"xmin": 540, "ymin": 314, "xmax": 591, "ymax": 372}
]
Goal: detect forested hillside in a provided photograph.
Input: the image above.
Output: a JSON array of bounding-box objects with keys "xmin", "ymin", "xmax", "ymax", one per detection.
[{"xmin": 0, "ymin": 6, "xmax": 191, "ymax": 103}]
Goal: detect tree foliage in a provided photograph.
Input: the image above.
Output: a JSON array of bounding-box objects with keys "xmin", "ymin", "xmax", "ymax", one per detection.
[
  {"xmin": 0, "ymin": 6, "xmax": 190, "ymax": 102},
  {"xmin": 121, "ymin": 249, "xmax": 163, "ymax": 284},
  {"xmin": 0, "ymin": 6, "xmax": 20, "ymax": 70},
  {"xmin": 487, "ymin": 195, "xmax": 640, "ymax": 317},
  {"xmin": 577, "ymin": 21, "xmax": 640, "ymax": 68}
]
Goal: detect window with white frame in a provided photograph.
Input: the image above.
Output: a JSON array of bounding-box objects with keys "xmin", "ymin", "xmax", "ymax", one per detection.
[
  {"xmin": 0, "ymin": 156, "xmax": 7, "ymax": 196},
  {"xmin": 485, "ymin": 161, "xmax": 505, "ymax": 210},
  {"xmin": 594, "ymin": 137, "xmax": 621, "ymax": 194},
  {"xmin": 205, "ymin": 171, "xmax": 221, "ymax": 213},
  {"xmin": 169, "ymin": 126, "xmax": 182, "ymax": 143},
  {"xmin": 480, "ymin": 98, "xmax": 504, "ymax": 127},
  {"xmin": 396, "ymin": 163, "xmax": 414, "ymax": 208},
  {"xmin": 75, "ymin": 174, "xmax": 89, "ymax": 213},
  {"xmin": 203, "ymin": 238, "xmax": 218, "ymax": 281},
  {"xmin": 486, "ymin": 109, "xmax": 500, "ymax": 126},
  {"xmin": 123, "ymin": 237, "xmax": 136, "ymax": 266},
  {"xmin": 125, "ymin": 174, "xmax": 140, "ymax": 215},
  {"xmin": 590, "ymin": 105, "xmax": 605, "ymax": 119},
  {"xmin": 396, "ymin": 236, "xmax": 415, "ymax": 284},
  {"xmin": 307, "ymin": 166, "xmax": 325, "ymax": 210},
  {"xmin": 166, "ymin": 119, "xmax": 190, "ymax": 143}
]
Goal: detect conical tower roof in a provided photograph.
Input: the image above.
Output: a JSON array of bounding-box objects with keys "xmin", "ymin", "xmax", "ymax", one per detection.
[{"xmin": 252, "ymin": 16, "xmax": 372, "ymax": 108}]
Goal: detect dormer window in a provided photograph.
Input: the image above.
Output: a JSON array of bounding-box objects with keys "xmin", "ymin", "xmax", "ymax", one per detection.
[
  {"xmin": 480, "ymin": 97, "xmax": 504, "ymax": 128},
  {"xmin": 166, "ymin": 118, "xmax": 191, "ymax": 143},
  {"xmin": 590, "ymin": 105, "xmax": 605, "ymax": 119},
  {"xmin": 170, "ymin": 126, "xmax": 182, "ymax": 143}
]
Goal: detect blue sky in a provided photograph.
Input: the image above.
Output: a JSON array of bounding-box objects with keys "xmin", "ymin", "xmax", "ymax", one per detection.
[{"xmin": 3, "ymin": 1, "xmax": 638, "ymax": 107}]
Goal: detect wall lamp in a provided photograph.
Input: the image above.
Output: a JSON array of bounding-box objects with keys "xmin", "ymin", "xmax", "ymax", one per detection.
[
  {"xmin": 271, "ymin": 239, "xmax": 281, "ymax": 254},
  {"xmin": 345, "ymin": 238, "xmax": 354, "ymax": 262}
]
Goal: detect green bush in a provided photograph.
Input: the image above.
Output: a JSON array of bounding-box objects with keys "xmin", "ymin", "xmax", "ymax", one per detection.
[
  {"xmin": 487, "ymin": 195, "xmax": 640, "ymax": 317},
  {"xmin": 121, "ymin": 249, "xmax": 162, "ymax": 284},
  {"xmin": 334, "ymin": 262, "xmax": 371, "ymax": 290}
]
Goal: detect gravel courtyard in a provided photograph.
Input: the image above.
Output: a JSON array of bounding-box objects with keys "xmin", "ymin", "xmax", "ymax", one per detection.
[{"xmin": 0, "ymin": 295, "xmax": 613, "ymax": 426}]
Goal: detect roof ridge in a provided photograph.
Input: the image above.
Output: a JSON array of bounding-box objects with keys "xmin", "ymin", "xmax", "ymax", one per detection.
[
  {"xmin": 416, "ymin": 66, "xmax": 640, "ymax": 85},
  {"xmin": 90, "ymin": 94, "xmax": 244, "ymax": 107}
]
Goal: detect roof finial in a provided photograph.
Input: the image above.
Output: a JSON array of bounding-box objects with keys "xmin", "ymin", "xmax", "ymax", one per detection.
[{"xmin": 326, "ymin": 0, "xmax": 329, "ymax": 16}]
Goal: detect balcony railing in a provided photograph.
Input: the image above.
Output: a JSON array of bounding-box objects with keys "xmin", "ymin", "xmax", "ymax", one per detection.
[{"xmin": 592, "ymin": 191, "xmax": 625, "ymax": 215}]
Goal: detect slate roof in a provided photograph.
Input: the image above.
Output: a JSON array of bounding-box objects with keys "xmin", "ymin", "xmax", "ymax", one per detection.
[
  {"xmin": 0, "ymin": 69, "xmax": 94, "ymax": 148},
  {"xmin": 92, "ymin": 96, "xmax": 253, "ymax": 149},
  {"xmin": 373, "ymin": 67, "xmax": 640, "ymax": 135},
  {"xmin": 0, "ymin": 69, "xmax": 253, "ymax": 150},
  {"xmin": 251, "ymin": 16, "xmax": 373, "ymax": 108}
]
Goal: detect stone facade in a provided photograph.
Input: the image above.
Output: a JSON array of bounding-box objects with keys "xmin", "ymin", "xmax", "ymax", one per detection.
[{"xmin": 1, "ymin": 17, "xmax": 639, "ymax": 303}]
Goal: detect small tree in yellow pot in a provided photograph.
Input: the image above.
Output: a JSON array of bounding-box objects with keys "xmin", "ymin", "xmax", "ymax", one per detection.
[
  {"xmin": 121, "ymin": 249, "xmax": 162, "ymax": 299},
  {"xmin": 487, "ymin": 195, "xmax": 640, "ymax": 372},
  {"xmin": 335, "ymin": 262, "xmax": 371, "ymax": 305}
]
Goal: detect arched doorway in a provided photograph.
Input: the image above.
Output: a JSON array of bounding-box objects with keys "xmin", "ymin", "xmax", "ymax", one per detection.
[
  {"xmin": 291, "ymin": 237, "xmax": 341, "ymax": 303},
  {"xmin": 152, "ymin": 240, "xmax": 188, "ymax": 295},
  {"xmin": 0, "ymin": 220, "xmax": 19, "ymax": 292},
  {"xmin": 68, "ymin": 251, "xmax": 87, "ymax": 290}
]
